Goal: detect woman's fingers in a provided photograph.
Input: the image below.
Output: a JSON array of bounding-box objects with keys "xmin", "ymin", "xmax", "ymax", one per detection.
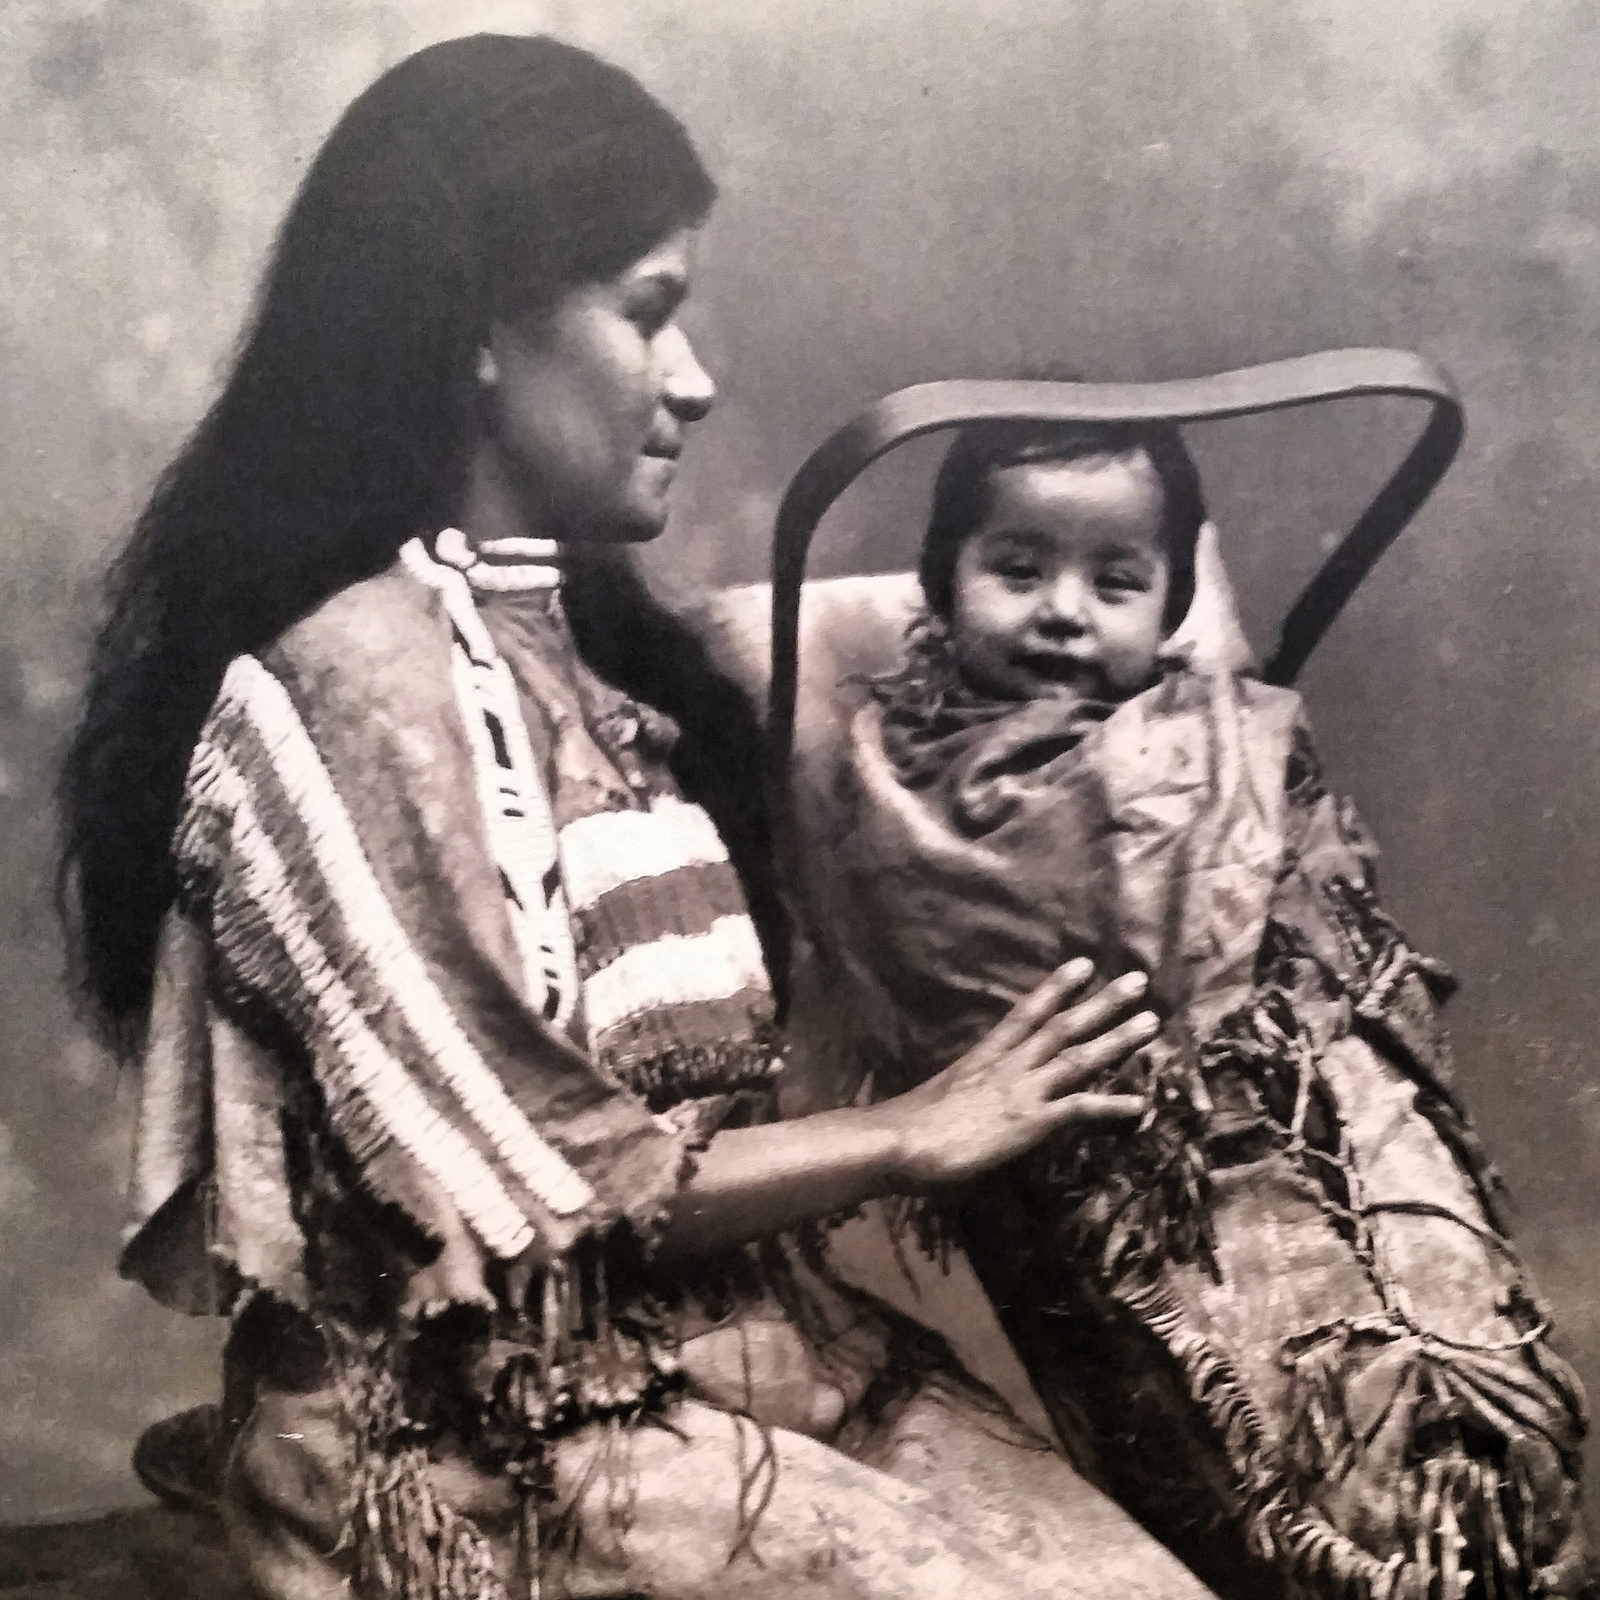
[
  {"xmin": 1032, "ymin": 1011, "xmax": 1161, "ymax": 1098},
  {"xmin": 1043, "ymin": 1091, "xmax": 1147, "ymax": 1132},
  {"xmin": 900, "ymin": 965, "xmax": 1160, "ymax": 1187},
  {"xmin": 1056, "ymin": 970, "xmax": 1152, "ymax": 1046},
  {"xmin": 980, "ymin": 956, "xmax": 1097, "ymax": 1055},
  {"xmin": 1006, "ymin": 972, "xmax": 1153, "ymax": 1074}
]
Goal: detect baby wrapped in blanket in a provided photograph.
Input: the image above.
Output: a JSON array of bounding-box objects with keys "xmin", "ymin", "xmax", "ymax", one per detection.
[{"xmin": 781, "ymin": 417, "xmax": 1590, "ymax": 1600}]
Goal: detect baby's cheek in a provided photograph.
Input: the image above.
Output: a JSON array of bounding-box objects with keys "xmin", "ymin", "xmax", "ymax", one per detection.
[
  {"xmin": 950, "ymin": 628, "xmax": 1026, "ymax": 700},
  {"xmin": 1107, "ymin": 618, "xmax": 1165, "ymax": 692}
]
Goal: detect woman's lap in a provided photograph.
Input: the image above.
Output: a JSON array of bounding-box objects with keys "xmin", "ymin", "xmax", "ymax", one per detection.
[
  {"xmin": 859, "ymin": 1374, "xmax": 1217, "ymax": 1600},
  {"xmin": 222, "ymin": 1364, "xmax": 1218, "ymax": 1600}
]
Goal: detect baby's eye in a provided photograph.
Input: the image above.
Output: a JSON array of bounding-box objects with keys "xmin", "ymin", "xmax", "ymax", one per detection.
[
  {"xmin": 1097, "ymin": 567, "xmax": 1151, "ymax": 596},
  {"xmin": 993, "ymin": 558, "xmax": 1042, "ymax": 584}
]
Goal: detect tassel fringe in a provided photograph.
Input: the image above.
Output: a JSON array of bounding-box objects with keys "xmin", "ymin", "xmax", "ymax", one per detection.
[{"xmin": 334, "ymin": 1333, "xmax": 509, "ymax": 1600}]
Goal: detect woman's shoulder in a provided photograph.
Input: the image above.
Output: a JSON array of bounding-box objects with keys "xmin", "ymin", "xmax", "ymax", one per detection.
[
  {"xmin": 191, "ymin": 560, "xmax": 462, "ymax": 761},
  {"xmin": 264, "ymin": 561, "xmax": 443, "ymax": 684}
]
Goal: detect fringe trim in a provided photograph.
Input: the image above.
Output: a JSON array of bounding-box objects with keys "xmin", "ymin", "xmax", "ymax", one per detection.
[
  {"xmin": 1030, "ymin": 765, "xmax": 1505, "ymax": 1292},
  {"xmin": 347, "ymin": 1445, "xmax": 509, "ymax": 1600},
  {"xmin": 334, "ymin": 1331, "xmax": 511, "ymax": 1600},
  {"xmin": 1119, "ymin": 1279, "xmax": 1405, "ymax": 1600},
  {"xmin": 1120, "ymin": 1247, "xmax": 1584, "ymax": 1600},
  {"xmin": 330, "ymin": 1255, "xmax": 695, "ymax": 1600},
  {"xmin": 865, "ymin": 701, "xmax": 1584, "ymax": 1597},
  {"xmin": 177, "ymin": 741, "xmax": 543, "ymax": 1260},
  {"xmin": 1031, "ymin": 873, "xmax": 1580, "ymax": 1598},
  {"xmin": 599, "ymin": 1029, "xmax": 784, "ymax": 1113},
  {"xmin": 870, "ymin": 911, "xmax": 1585, "ymax": 1596}
]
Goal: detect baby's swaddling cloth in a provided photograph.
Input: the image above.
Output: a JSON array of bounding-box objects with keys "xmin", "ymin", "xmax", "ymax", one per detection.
[{"xmin": 786, "ymin": 536, "xmax": 1588, "ymax": 1600}]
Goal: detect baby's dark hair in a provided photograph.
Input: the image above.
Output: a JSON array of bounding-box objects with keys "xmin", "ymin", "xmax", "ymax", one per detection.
[{"xmin": 919, "ymin": 416, "xmax": 1206, "ymax": 633}]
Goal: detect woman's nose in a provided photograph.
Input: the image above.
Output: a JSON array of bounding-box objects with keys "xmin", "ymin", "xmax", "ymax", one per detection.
[{"xmin": 660, "ymin": 326, "xmax": 716, "ymax": 422}]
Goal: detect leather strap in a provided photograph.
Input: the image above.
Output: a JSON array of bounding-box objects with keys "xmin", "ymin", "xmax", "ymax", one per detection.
[{"xmin": 767, "ymin": 348, "xmax": 1462, "ymax": 772}]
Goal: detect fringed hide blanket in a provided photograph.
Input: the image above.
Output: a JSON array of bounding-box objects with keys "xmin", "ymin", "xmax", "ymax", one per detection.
[{"xmin": 798, "ymin": 618, "xmax": 1589, "ymax": 1600}]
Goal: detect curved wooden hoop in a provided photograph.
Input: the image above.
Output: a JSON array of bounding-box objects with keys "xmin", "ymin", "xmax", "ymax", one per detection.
[{"xmin": 767, "ymin": 348, "xmax": 1462, "ymax": 773}]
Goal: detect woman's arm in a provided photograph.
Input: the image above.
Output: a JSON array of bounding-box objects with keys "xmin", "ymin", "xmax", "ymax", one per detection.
[{"xmin": 653, "ymin": 961, "xmax": 1155, "ymax": 1260}]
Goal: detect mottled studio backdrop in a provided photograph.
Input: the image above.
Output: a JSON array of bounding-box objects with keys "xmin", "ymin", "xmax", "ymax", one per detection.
[{"xmin": 3, "ymin": 0, "xmax": 1598, "ymax": 1531}]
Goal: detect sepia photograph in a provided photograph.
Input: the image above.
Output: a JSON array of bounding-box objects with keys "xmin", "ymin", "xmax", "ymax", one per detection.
[{"xmin": 2, "ymin": 3, "xmax": 1597, "ymax": 1596}]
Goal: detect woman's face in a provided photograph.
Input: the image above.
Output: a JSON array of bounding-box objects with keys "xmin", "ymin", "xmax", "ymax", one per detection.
[{"xmin": 476, "ymin": 228, "xmax": 715, "ymax": 543}]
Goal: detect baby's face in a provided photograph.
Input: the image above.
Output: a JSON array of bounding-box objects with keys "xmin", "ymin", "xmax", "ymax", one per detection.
[{"xmin": 947, "ymin": 454, "xmax": 1172, "ymax": 705}]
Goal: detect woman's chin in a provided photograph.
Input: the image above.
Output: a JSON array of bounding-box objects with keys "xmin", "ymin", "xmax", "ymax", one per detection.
[{"xmin": 563, "ymin": 500, "xmax": 672, "ymax": 547}]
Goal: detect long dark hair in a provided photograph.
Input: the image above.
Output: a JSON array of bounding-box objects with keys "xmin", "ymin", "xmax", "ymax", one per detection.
[{"xmin": 58, "ymin": 35, "xmax": 716, "ymax": 1053}]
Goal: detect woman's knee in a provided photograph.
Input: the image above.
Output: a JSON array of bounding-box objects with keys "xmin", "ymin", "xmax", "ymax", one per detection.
[
  {"xmin": 220, "ymin": 1389, "xmax": 354, "ymax": 1599},
  {"xmin": 226, "ymin": 1389, "xmax": 351, "ymax": 1548}
]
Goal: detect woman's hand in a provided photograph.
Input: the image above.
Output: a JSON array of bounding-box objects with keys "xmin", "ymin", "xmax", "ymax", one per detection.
[
  {"xmin": 880, "ymin": 959, "xmax": 1155, "ymax": 1190},
  {"xmin": 655, "ymin": 959, "xmax": 1155, "ymax": 1262}
]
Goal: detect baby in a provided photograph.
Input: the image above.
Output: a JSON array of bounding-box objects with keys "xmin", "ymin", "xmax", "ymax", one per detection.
[
  {"xmin": 921, "ymin": 415, "xmax": 1201, "ymax": 714},
  {"xmin": 786, "ymin": 412, "xmax": 1589, "ymax": 1600},
  {"xmin": 808, "ymin": 415, "xmax": 1232, "ymax": 1100}
]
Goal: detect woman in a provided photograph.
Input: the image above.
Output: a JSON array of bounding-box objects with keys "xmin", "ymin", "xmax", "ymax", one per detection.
[{"xmin": 59, "ymin": 34, "xmax": 1213, "ymax": 1600}]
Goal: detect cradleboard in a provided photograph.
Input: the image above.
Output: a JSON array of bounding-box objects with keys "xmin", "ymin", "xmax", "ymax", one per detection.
[{"xmin": 760, "ymin": 354, "xmax": 1590, "ymax": 1600}]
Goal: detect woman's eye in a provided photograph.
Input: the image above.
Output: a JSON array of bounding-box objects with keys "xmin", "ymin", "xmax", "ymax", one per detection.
[{"xmin": 625, "ymin": 291, "xmax": 676, "ymax": 337}]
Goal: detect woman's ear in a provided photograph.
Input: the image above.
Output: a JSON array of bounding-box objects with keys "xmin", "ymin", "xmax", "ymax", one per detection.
[{"xmin": 476, "ymin": 345, "xmax": 499, "ymax": 388}]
